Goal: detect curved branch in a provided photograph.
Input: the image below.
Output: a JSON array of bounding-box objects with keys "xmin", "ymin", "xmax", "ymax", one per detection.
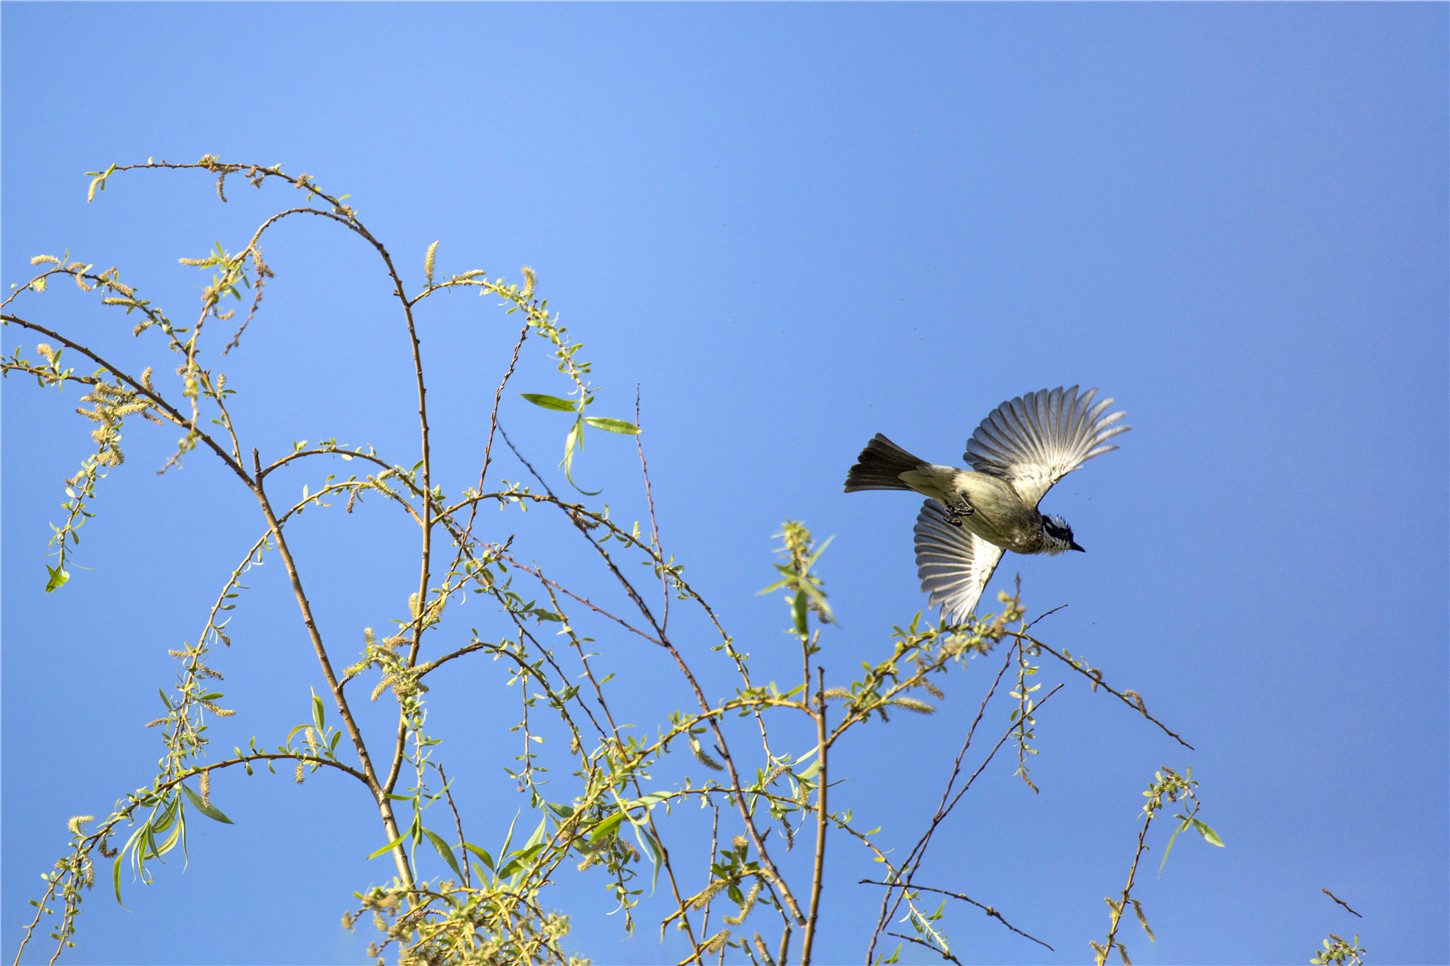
[
  {"xmin": 1024, "ymin": 633, "xmax": 1194, "ymax": 750},
  {"xmin": 2, "ymin": 313, "xmax": 251, "ymax": 484}
]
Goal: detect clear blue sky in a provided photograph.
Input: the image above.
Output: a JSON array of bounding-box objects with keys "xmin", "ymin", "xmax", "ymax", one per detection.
[{"xmin": 4, "ymin": 4, "xmax": 1446, "ymax": 964}]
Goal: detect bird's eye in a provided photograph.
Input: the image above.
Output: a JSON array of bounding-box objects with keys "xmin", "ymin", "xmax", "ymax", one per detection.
[{"xmin": 1043, "ymin": 516, "xmax": 1073, "ymax": 540}]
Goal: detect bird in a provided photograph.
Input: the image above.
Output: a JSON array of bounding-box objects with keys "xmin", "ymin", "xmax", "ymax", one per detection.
[{"xmin": 843, "ymin": 386, "xmax": 1129, "ymax": 622}]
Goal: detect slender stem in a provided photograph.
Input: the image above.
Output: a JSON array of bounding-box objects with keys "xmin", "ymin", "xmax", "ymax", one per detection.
[
  {"xmin": 1098, "ymin": 796, "xmax": 1156, "ymax": 965},
  {"xmin": 382, "ymin": 269, "xmax": 434, "ymax": 796},
  {"xmin": 250, "ymin": 452, "xmax": 413, "ymax": 887},
  {"xmin": 500, "ymin": 428, "xmax": 805, "ymax": 924},
  {"xmin": 800, "ymin": 667, "xmax": 829, "ymax": 965}
]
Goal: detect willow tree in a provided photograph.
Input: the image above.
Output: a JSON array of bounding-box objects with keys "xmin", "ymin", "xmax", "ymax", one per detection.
[{"xmin": 4, "ymin": 157, "xmax": 1217, "ymax": 966}]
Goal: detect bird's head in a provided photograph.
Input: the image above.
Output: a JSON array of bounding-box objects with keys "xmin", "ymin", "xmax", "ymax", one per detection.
[{"xmin": 1042, "ymin": 514, "xmax": 1084, "ymax": 554}]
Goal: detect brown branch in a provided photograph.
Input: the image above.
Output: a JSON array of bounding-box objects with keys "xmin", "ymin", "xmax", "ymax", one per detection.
[
  {"xmin": 382, "ymin": 232, "xmax": 435, "ymax": 796},
  {"xmin": 1097, "ymin": 791, "xmax": 1158, "ymax": 965},
  {"xmin": 867, "ymin": 682, "xmax": 1065, "ymax": 961},
  {"xmin": 491, "ymin": 572, "xmax": 703, "ymax": 954},
  {"xmin": 462, "ymin": 317, "xmax": 532, "ymax": 546},
  {"xmin": 1025, "ymin": 633, "xmax": 1195, "ymax": 750},
  {"xmin": 633, "ymin": 387, "xmax": 671, "ymax": 629},
  {"xmin": 800, "ymin": 668, "xmax": 829, "ymax": 965},
  {"xmin": 437, "ymin": 764, "xmax": 471, "ymax": 888},
  {"xmin": 1321, "ymin": 887, "xmax": 1363, "ymax": 918},
  {"xmin": 122, "ymin": 159, "xmax": 439, "ymax": 803},
  {"xmin": 884, "ymin": 929, "xmax": 964, "ymax": 965},
  {"xmin": 499, "ymin": 552, "xmax": 661, "ymax": 646},
  {"xmin": 496, "ymin": 427, "xmax": 804, "ymax": 922},
  {"xmin": 249, "ymin": 449, "xmax": 412, "ymax": 888},
  {"xmin": 2, "ymin": 313, "xmax": 251, "ymax": 484},
  {"xmin": 11, "ymin": 750, "xmax": 372, "ymax": 965},
  {"xmin": 862, "ymin": 880, "xmax": 1053, "ymax": 952}
]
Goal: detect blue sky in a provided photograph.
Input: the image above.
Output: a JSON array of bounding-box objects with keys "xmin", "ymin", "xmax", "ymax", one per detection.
[{"xmin": 4, "ymin": 3, "xmax": 1446, "ymax": 964}]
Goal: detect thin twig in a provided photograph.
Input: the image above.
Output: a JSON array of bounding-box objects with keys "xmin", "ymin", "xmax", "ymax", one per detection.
[
  {"xmin": 461, "ymin": 317, "xmax": 532, "ymax": 548},
  {"xmin": 1097, "ymin": 786, "xmax": 1160, "ymax": 965},
  {"xmin": 633, "ymin": 387, "xmax": 671, "ymax": 630},
  {"xmin": 1321, "ymin": 887, "xmax": 1363, "ymax": 918},
  {"xmin": 1026, "ymin": 634, "xmax": 1195, "ymax": 750},
  {"xmin": 884, "ymin": 929, "xmax": 964, "ymax": 965},
  {"xmin": 249, "ymin": 449, "xmax": 412, "ymax": 888},
  {"xmin": 437, "ymin": 764, "xmax": 470, "ymax": 888},
  {"xmin": 862, "ymin": 880, "xmax": 1054, "ymax": 952},
  {"xmin": 498, "ymin": 425, "xmax": 804, "ymax": 925},
  {"xmin": 867, "ymin": 682, "xmax": 1064, "ymax": 961},
  {"xmin": 800, "ymin": 668, "xmax": 829, "ymax": 965}
]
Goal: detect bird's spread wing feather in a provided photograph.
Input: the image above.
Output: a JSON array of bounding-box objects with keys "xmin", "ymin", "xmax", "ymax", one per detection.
[
  {"xmin": 914, "ymin": 500, "xmax": 1007, "ymax": 622},
  {"xmin": 965, "ymin": 386, "xmax": 1130, "ymax": 507}
]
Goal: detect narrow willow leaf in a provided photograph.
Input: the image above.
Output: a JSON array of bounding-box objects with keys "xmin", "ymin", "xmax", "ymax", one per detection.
[
  {"xmin": 582, "ymin": 416, "xmax": 640, "ymax": 435},
  {"xmin": 422, "ymin": 827, "xmax": 464, "ymax": 880},
  {"xmin": 632, "ymin": 823, "xmax": 665, "ymax": 892},
  {"xmin": 497, "ymin": 842, "xmax": 545, "ymax": 881},
  {"xmin": 590, "ymin": 811, "xmax": 626, "ymax": 843},
  {"xmin": 561, "ymin": 420, "xmax": 602, "ymax": 496},
  {"xmin": 367, "ymin": 830, "xmax": 408, "ymax": 860},
  {"xmin": 519, "ymin": 393, "xmax": 577, "ymax": 412},
  {"xmin": 112, "ymin": 852, "xmax": 125, "ymax": 905},
  {"xmin": 1192, "ymin": 818, "xmax": 1225, "ymax": 847},
  {"xmin": 180, "ymin": 782, "xmax": 234, "ymax": 825},
  {"xmin": 463, "ymin": 842, "xmax": 495, "ymax": 870}
]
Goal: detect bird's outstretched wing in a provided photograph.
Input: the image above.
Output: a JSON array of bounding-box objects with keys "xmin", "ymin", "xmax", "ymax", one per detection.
[
  {"xmin": 914, "ymin": 500, "xmax": 1007, "ymax": 623},
  {"xmin": 965, "ymin": 386, "xmax": 1130, "ymax": 507}
]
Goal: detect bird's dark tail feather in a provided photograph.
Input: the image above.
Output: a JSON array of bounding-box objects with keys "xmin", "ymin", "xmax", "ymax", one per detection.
[{"xmin": 844, "ymin": 434, "xmax": 929, "ymax": 492}]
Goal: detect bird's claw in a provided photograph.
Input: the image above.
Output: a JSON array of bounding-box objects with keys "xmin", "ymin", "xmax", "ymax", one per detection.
[{"xmin": 946, "ymin": 498, "xmax": 975, "ymax": 527}]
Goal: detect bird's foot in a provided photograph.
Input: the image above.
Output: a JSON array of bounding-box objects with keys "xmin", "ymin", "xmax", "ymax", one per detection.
[{"xmin": 946, "ymin": 498, "xmax": 975, "ymax": 527}]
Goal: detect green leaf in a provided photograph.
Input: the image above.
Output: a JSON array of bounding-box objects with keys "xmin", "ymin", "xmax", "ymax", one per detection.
[
  {"xmin": 44, "ymin": 564, "xmax": 70, "ymax": 593},
  {"xmin": 463, "ymin": 842, "xmax": 495, "ymax": 871},
  {"xmin": 792, "ymin": 589, "xmax": 809, "ymax": 637},
  {"xmin": 520, "ymin": 393, "xmax": 577, "ymax": 413},
  {"xmin": 581, "ymin": 416, "xmax": 640, "ymax": 435},
  {"xmin": 590, "ymin": 811, "xmax": 626, "ymax": 844},
  {"xmin": 112, "ymin": 852, "xmax": 125, "ymax": 905},
  {"xmin": 497, "ymin": 842, "xmax": 545, "ymax": 881},
  {"xmin": 422, "ymin": 827, "xmax": 464, "ymax": 881},
  {"xmin": 561, "ymin": 419, "xmax": 602, "ymax": 496},
  {"xmin": 563, "ymin": 419, "xmax": 583, "ymax": 461},
  {"xmin": 634, "ymin": 789, "xmax": 677, "ymax": 808},
  {"xmin": 153, "ymin": 807, "xmax": 185, "ymax": 857},
  {"xmin": 496, "ymin": 811, "xmax": 521, "ymax": 859},
  {"xmin": 180, "ymin": 782, "xmax": 235, "ymax": 825},
  {"xmin": 631, "ymin": 822, "xmax": 665, "ymax": 892},
  {"xmin": 311, "ymin": 692, "xmax": 325, "ymax": 733},
  {"xmin": 522, "ymin": 813, "xmax": 548, "ymax": 850},
  {"xmin": 757, "ymin": 576, "xmax": 792, "ymax": 596},
  {"xmin": 795, "ymin": 755, "xmax": 823, "ymax": 782},
  {"xmin": 367, "ymin": 830, "xmax": 408, "ymax": 860},
  {"xmin": 1191, "ymin": 817, "xmax": 1225, "ymax": 847}
]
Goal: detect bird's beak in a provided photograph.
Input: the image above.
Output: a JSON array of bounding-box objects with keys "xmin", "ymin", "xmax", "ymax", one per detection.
[{"xmin": 1070, "ymin": 540, "xmax": 1085, "ymax": 553}]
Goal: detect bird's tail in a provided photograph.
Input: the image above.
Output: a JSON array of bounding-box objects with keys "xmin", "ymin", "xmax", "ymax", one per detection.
[{"xmin": 844, "ymin": 434, "xmax": 929, "ymax": 492}]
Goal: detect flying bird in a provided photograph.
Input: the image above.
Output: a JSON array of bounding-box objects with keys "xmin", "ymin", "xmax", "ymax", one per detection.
[{"xmin": 844, "ymin": 386, "xmax": 1129, "ymax": 622}]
